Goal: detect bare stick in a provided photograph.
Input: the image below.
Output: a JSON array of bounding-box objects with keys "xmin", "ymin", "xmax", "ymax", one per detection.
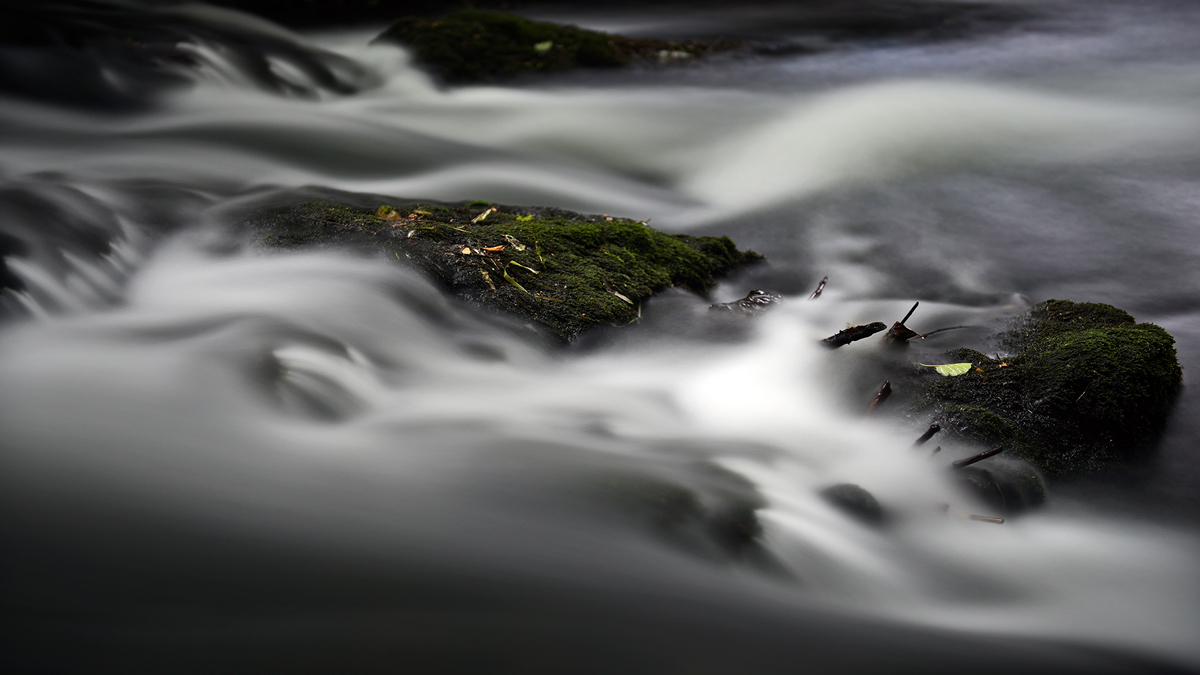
[
  {"xmin": 808, "ymin": 276, "xmax": 827, "ymax": 300},
  {"xmin": 822, "ymin": 322, "xmax": 886, "ymax": 348},
  {"xmin": 951, "ymin": 444, "xmax": 1005, "ymax": 469},
  {"xmin": 912, "ymin": 422, "xmax": 941, "ymax": 447},
  {"xmin": 901, "ymin": 301, "xmax": 919, "ymax": 325},
  {"xmin": 936, "ymin": 503, "xmax": 1005, "ymax": 524},
  {"xmin": 918, "ymin": 325, "xmax": 969, "ymax": 339},
  {"xmin": 968, "ymin": 515, "xmax": 1006, "ymax": 524},
  {"xmin": 866, "ymin": 380, "xmax": 892, "ymax": 417}
]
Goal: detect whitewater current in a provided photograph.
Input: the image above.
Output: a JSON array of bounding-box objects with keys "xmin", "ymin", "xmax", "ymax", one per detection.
[{"xmin": 2, "ymin": 1, "xmax": 1199, "ymax": 672}]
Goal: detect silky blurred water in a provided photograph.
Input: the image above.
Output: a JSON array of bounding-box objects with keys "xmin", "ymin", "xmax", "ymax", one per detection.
[{"xmin": 2, "ymin": 1, "xmax": 1199, "ymax": 672}]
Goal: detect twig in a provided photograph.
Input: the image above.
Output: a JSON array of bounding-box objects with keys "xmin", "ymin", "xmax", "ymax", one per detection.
[
  {"xmin": 918, "ymin": 325, "xmax": 969, "ymax": 339},
  {"xmin": 883, "ymin": 301, "xmax": 920, "ymax": 344},
  {"xmin": 822, "ymin": 322, "xmax": 886, "ymax": 348},
  {"xmin": 866, "ymin": 380, "xmax": 891, "ymax": 417},
  {"xmin": 912, "ymin": 422, "xmax": 941, "ymax": 447},
  {"xmin": 951, "ymin": 444, "xmax": 1004, "ymax": 469},
  {"xmin": 937, "ymin": 503, "xmax": 1005, "ymax": 524},
  {"xmin": 808, "ymin": 276, "xmax": 827, "ymax": 300},
  {"xmin": 968, "ymin": 514, "xmax": 1006, "ymax": 524}
]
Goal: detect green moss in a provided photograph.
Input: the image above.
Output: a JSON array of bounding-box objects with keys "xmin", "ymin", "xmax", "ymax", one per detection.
[
  {"xmin": 913, "ymin": 300, "xmax": 1182, "ymax": 476},
  {"xmin": 246, "ymin": 200, "xmax": 761, "ymax": 342},
  {"xmin": 372, "ymin": 10, "xmax": 740, "ymax": 84},
  {"xmin": 941, "ymin": 405, "xmax": 1021, "ymax": 445}
]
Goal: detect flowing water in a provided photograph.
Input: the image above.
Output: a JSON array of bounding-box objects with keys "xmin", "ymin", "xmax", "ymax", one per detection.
[{"xmin": 2, "ymin": 1, "xmax": 1199, "ymax": 672}]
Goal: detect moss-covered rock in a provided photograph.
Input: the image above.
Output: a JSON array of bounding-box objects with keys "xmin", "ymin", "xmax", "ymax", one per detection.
[
  {"xmin": 246, "ymin": 200, "xmax": 761, "ymax": 342},
  {"xmin": 372, "ymin": 10, "xmax": 740, "ymax": 84},
  {"xmin": 913, "ymin": 300, "xmax": 1183, "ymax": 477}
]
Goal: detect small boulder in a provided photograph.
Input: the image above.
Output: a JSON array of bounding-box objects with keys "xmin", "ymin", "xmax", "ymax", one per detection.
[
  {"xmin": 820, "ymin": 483, "xmax": 885, "ymax": 526},
  {"xmin": 372, "ymin": 10, "xmax": 741, "ymax": 84},
  {"xmin": 914, "ymin": 300, "xmax": 1182, "ymax": 476},
  {"xmin": 244, "ymin": 199, "xmax": 761, "ymax": 342}
]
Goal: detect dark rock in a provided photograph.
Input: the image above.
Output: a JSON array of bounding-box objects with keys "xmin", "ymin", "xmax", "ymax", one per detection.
[
  {"xmin": 913, "ymin": 300, "xmax": 1183, "ymax": 477},
  {"xmin": 371, "ymin": 10, "xmax": 741, "ymax": 84},
  {"xmin": 709, "ymin": 289, "xmax": 782, "ymax": 316},
  {"xmin": 589, "ymin": 463, "xmax": 792, "ymax": 577},
  {"xmin": 954, "ymin": 457, "xmax": 1046, "ymax": 515},
  {"xmin": 244, "ymin": 200, "xmax": 761, "ymax": 342},
  {"xmin": 819, "ymin": 483, "xmax": 885, "ymax": 526}
]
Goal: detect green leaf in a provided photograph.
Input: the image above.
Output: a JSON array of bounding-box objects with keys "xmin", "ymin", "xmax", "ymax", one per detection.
[
  {"xmin": 502, "ymin": 269, "xmax": 529, "ymax": 294},
  {"xmin": 919, "ymin": 362, "xmax": 973, "ymax": 377},
  {"xmin": 507, "ymin": 261, "xmax": 539, "ymax": 275},
  {"xmin": 516, "ymin": 215, "xmax": 535, "ymax": 222},
  {"xmin": 534, "ymin": 40, "xmax": 553, "ymax": 53}
]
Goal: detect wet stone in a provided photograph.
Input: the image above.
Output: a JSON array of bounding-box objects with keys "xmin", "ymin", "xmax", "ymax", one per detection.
[
  {"xmin": 820, "ymin": 483, "xmax": 885, "ymax": 526},
  {"xmin": 912, "ymin": 300, "xmax": 1183, "ymax": 477},
  {"xmin": 710, "ymin": 289, "xmax": 783, "ymax": 316},
  {"xmin": 371, "ymin": 10, "xmax": 742, "ymax": 84},
  {"xmin": 244, "ymin": 199, "xmax": 761, "ymax": 343}
]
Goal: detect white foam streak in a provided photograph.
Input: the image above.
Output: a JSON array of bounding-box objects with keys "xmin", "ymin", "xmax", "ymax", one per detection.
[{"xmin": 683, "ymin": 80, "xmax": 1200, "ymax": 222}]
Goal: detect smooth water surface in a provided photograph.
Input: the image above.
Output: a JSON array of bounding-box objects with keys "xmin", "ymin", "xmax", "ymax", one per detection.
[{"xmin": 2, "ymin": 1, "xmax": 1198, "ymax": 672}]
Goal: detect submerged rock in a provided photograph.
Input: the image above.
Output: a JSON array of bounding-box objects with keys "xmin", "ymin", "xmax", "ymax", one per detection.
[
  {"xmin": 371, "ymin": 10, "xmax": 741, "ymax": 84},
  {"xmin": 954, "ymin": 457, "xmax": 1046, "ymax": 515},
  {"xmin": 246, "ymin": 200, "xmax": 761, "ymax": 342},
  {"xmin": 819, "ymin": 483, "xmax": 885, "ymax": 526},
  {"xmin": 709, "ymin": 289, "xmax": 782, "ymax": 316},
  {"xmin": 913, "ymin": 300, "xmax": 1182, "ymax": 477}
]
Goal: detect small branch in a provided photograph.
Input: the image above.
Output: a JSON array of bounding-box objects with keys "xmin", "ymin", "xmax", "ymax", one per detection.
[
  {"xmin": 968, "ymin": 515, "xmax": 1006, "ymax": 524},
  {"xmin": 937, "ymin": 503, "xmax": 1005, "ymax": 524},
  {"xmin": 822, "ymin": 322, "xmax": 886, "ymax": 348},
  {"xmin": 866, "ymin": 380, "xmax": 891, "ymax": 417},
  {"xmin": 912, "ymin": 422, "xmax": 941, "ymax": 447},
  {"xmin": 918, "ymin": 325, "xmax": 969, "ymax": 339},
  {"xmin": 951, "ymin": 444, "xmax": 1005, "ymax": 469},
  {"xmin": 901, "ymin": 301, "xmax": 919, "ymax": 325},
  {"xmin": 808, "ymin": 276, "xmax": 827, "ymax": 300}
]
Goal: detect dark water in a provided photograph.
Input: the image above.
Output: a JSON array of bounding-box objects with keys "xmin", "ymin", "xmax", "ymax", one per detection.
[{"xmin": 2, "ymin": 1, "xmax": 1198, "ymax": 672}]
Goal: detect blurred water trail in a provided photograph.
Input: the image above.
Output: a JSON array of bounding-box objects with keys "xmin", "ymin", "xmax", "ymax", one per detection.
[{"xmin": 2, "ymin": 1, "xmax": 1200, "ymax": 672}]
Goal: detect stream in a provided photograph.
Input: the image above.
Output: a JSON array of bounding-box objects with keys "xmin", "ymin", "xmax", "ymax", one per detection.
[{"xmin": 2, "ymin": 1, "xmax": 1199, "ymax": 672}]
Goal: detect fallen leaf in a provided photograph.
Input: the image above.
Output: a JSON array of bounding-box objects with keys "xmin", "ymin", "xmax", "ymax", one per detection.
[
  {"xmin": 508, "ymin": 261, "xmax": 540, "ymax": 275},
  {"xmin": 375, "ymin": 205, "xmax": 402, "ymax": 220},
  {"xmin": 919, "ymin": 362, "xmax": 973, "ymax": 377}
]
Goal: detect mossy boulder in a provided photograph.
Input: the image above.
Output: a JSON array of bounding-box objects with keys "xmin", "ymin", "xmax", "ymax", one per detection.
[
  {"xmin": 372, "ymin": 10, "xmax": 740, "ymax": 84},
  {"xmin": 914, "ymin": 300, "xmax": 1183, "ymax": 477},
  {"xmin": 246, "ymin": 200, "xmax": 761, "ymax": 342}
]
